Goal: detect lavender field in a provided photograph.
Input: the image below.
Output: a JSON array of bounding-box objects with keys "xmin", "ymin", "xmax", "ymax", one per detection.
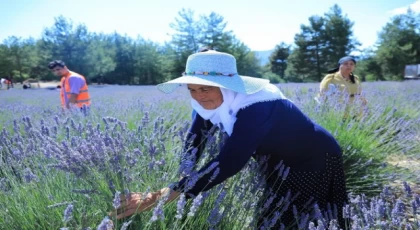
[{"xmin": 0, "ymin": 81, "xmax": 419, "ymax": 229}]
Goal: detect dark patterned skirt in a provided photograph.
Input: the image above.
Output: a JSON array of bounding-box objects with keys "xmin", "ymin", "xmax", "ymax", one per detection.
[{"xmin": 257, "ymin": 153, "xmax": 348, "ymax": 229}]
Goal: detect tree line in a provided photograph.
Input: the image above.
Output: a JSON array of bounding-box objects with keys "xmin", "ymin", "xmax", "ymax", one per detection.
[{"xmin": 1, "ymin": 5, "xmax": 419, "ymax": 85}]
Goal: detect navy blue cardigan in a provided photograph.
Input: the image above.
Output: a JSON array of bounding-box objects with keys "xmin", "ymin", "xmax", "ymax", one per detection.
[{"xmin": 173, "ymin": 99, "xmax": 342, "ymax": 196}]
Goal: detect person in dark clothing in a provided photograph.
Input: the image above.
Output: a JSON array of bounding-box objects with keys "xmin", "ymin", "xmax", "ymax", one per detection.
[{"xmin": 113, "ymin": 51, "xmax": 348, "ymax": 228}]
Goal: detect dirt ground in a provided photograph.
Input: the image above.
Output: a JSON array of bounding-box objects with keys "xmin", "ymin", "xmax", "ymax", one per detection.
[
  {"xmin": 1, "ymin": 81, "xmax": 60, "ymax": 90},
  {"xmin": 38, "ymin": 82, "xmax": 61, "ymax": 88},
  {"xmin": 387, "ymin": 155, "xmax": 420, "ymax": 195}
]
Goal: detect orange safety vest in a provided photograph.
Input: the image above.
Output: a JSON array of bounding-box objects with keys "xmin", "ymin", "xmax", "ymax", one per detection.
[{"xmin": 60, "ymin": 71, "xmax": 91, "ymax": 108}]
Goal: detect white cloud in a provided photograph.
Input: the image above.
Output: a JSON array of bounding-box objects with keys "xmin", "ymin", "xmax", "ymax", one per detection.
[{"xmin": 389, "ymin": 0, "xmax": 420, "ymax": 15}]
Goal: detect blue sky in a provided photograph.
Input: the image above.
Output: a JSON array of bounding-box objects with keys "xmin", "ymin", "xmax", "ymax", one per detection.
[{"xmin": 1, "ymin": 0, "xmax": 419, "ymax": 51}]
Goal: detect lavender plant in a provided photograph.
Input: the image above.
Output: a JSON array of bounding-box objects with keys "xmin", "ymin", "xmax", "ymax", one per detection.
[{"xmin": 0, "ymin": 82, "xmax": 418, "ymax": 229}]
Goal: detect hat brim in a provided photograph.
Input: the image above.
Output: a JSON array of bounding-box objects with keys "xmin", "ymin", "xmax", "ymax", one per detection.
[{"xmin": 157, "ymin": 74, "xmax": 270, "ymax": 95}]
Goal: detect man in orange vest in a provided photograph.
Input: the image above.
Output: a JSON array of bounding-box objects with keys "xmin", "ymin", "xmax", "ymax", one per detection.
[{"xmin": 48, "ymin": 60, "xmax": 91, "ymax": 110}]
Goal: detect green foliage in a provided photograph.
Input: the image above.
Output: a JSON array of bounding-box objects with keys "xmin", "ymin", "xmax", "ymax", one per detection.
[
  {"xmin": 168, "ymin": 9, "xmax": 262, "ymax": 79},
  {"xmin": 268, "ymin": 42, "xmax": 290, "ymax": 78},
  {"xmin": 0, "ymin": 11, "xmax": 261, "ymax": 84},
  {"xmin": 364, "ymin": 74, "xmax": 378, "ymax": 82},
  {"xmin": 84, "ymin": 33, "xmax": 117, "ymax": 82},
  {"xmin": 285, "ymin": 5, "xmax": 359, "ymax": 82},
  {"xmin": 374, "ymin": 9, "xmax": 420, "ymax": 81},
  {"xmin": 354, "ymin": 49, "xmax": 384, "ymax": 81},
  {"xmin": 1, "ymin": 5, "xmax": 420, "ymax": 84},
  {"xmin": 0, "ymin": 37, "xmax": 42, "ymax": 82},
  {"xmin": 262, "ymin": 72, "xmax": 285, "ymax": 83}
]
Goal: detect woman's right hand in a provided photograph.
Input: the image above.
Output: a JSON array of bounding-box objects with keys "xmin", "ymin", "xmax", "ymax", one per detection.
[
  {"xmin": 361, "ymin": 97, "xmax": 368, "ymax": 106},
  {"xmin": 110, "ymin": 188, "xmax": 180, "ymax": 220},
  {"xmin": 111, "ymin": 192, "xmax": 159, "ymax": 219}
]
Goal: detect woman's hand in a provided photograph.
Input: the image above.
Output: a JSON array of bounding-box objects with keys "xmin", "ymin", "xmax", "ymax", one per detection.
[
  {"xmin": 111, "ymin": 188, "xmax": 181, "ymax": 220},
  {"xmin": 361, "ymin": 97, "xmax": 368, "ymax": 106},
  {"xmin": 112, "ymin": 192, "xmax": 159, "ymax": 219}
]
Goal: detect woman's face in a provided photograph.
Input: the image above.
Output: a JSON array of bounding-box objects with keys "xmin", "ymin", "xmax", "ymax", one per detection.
[
  {"xmin": 339, "ymin": 60, "xmax": 356, "ymax": 74},
  {"xmin": 187, "ymin": 84, "xmax": 223, "ymax": 110}
]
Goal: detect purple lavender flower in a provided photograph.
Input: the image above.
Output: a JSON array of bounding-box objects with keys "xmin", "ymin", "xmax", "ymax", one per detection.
[
  {"xmin": 403, "ymin": 181, "xmax": 412, "ymax": 196},
  {"xmin": 141, "ymin": 187, "xmax": 151, "ymax": 202},
  {"xmin": 188, "ymin": 193, "xmax": 204, "ymax": 217},
  {"xmin": 412, "ymin": 199, "xmax": 418, "ymax": 216},
  {"xmin": 292, "ymin": 205, "xmax": 298, "ymax": 218},
  {"xmin": 392, "ymin": 199, "xmax": 405, "ymax": 217},
  {"xmin": 207, "ymin": 190, "xmax": 227, "ymax": 227},
  {"xmin": 282, "ymin": 167, "xmax": 290, "ymax": 180},
  {"xmin": 277, "ymin": 164, "xmax": 285, "ymax": 178},
  {"xmin": 298, "ymin": 213, "xmax": 310, "ymax": 229},
  {"xmin": 133, "ymin": 148, "xmax": 142, "ymax": 156},
  {"xmin": 303, "ymin": 196, "xmax": 314, "ymax": 209},
  {"xmin": 415, "ymin": 195, "xmax": 420, "ymax": 207},
  {"xmin": 364, "ymin": 158, "xmax": 373, "ymax": 166},
  {"xmin": 406, "ymin": 223, "xmax": 413, "ymax": 230},
  {"xmin": 113, "ymin": 191, "xmax": 121, "ymax": 209},
  {"xmin": 363, "ymin": 208, "xmax": 374, "ymax": 227},
  {"xmin": 97, "ymin": 216, "xmax": 113, "ymax": 230},
  {"xmin": 207, "ymin": 204, "xmax": 223, "ymax": 227},
  {"xmin": 275, "ymin": 196, "xmax": 285, "ymax": 208},
  {"xmin": 141, "ymin": 112, "xmax": 150, "ymax": 126},
  {"xmin": 209, "ymin": 168, "xmax": 220, "ymax": 182},
  {"xmin": 267, "ymin": 211, "xmax": 281, "ymax": 229},
  {"xmin": 65, "ymin": 126, "xmax": 70, "ymax": 139},
  {"xmin": 262, "ymin": 194, "xmax": 276, "ymax": 211},
  {"xmin": 317, "ymin": 219, "xmax": 326, "ymax": 229},
  {"xmin": 54, "ymin": 115, "xmax": 60, "ymax": 125},
  {"xmin": 102, "ymin": 117, "xmax": 108, "ymax": 126},
  {"xmin": 378, "ymin": 220, "xmax": 389, "ymax": 228},
  {"xmin": 199, "ymin": 162, "xmax": 219, "ymax": 178},
  {"xmin": 274, "ymin": 160, "xmax": 284, "ymax": 171},
  {"xmin": 343, "ymin": 204, "xmax": 351, "ymax": 218},
  {"xmin": 326, "ymin": 203, "xmax": 333, "ymax": 221},
  {"xmin": 148, "ymin": 143, "xmax": 158, "ymax": 156},
  {"xmin": 175, "ymin": 193, "xmax": 187, "ymax": 219},
  {"xmin": 120, "ymin": 220, "xmax": 132, "ymax": 230},
  {"xmin": 63, "ymin": 204, "xmax": 73, "ymax": 222},
  {"xmin": 179, "ymin": 158, "xmax": 195, "ymax": 177},
  {"xmin": 23, "ymin": 168, "xmax": 38, "ymax": 183},
  {"xmin": 391, "ymin": 199, "xmax": 405, "ymax": 226},
  {"xmin": 328, "ymin": 220, "xmax": 339, "ymax": 230},
  {"xmin": 307, "ymin": 222, "xmax": 316, "ymax": 230},
  {"xmin": 313, "ymin": 203, "xmax": 326, "ymax": 227},
  {"xmin": 150, "ymin": 197, "xmax": 166, "ymax": 222}
]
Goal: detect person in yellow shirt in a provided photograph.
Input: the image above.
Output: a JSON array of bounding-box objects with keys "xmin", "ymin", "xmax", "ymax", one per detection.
[{"xmin": 319, "ymin": 56, "xmax": 367, "ymax": 118}]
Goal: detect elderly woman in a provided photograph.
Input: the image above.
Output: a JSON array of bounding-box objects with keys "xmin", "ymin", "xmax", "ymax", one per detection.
[
  {"xmin": 320, "ymin": 56, "xmax": 367, "ymax": 106},
  {"xmin": 114, "ymin": 51, "xmax": 348, "ymax": 228}
]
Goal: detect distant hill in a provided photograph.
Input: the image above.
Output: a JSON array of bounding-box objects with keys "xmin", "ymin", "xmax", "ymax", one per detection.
[{"xmin": 254, "ymin": 49, "xmax": 273, "ymax": 66}]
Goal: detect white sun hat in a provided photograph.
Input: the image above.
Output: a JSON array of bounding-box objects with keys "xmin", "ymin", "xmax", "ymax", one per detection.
[{"xmin": 157, "ymin": 50, "xmax": 270, "ymax": 94}]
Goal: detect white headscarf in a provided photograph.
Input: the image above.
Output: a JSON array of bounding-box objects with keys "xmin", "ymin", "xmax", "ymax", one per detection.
[{"xmin": 191, "ymin": 84, "xmax": 287, "ymax": 136}]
